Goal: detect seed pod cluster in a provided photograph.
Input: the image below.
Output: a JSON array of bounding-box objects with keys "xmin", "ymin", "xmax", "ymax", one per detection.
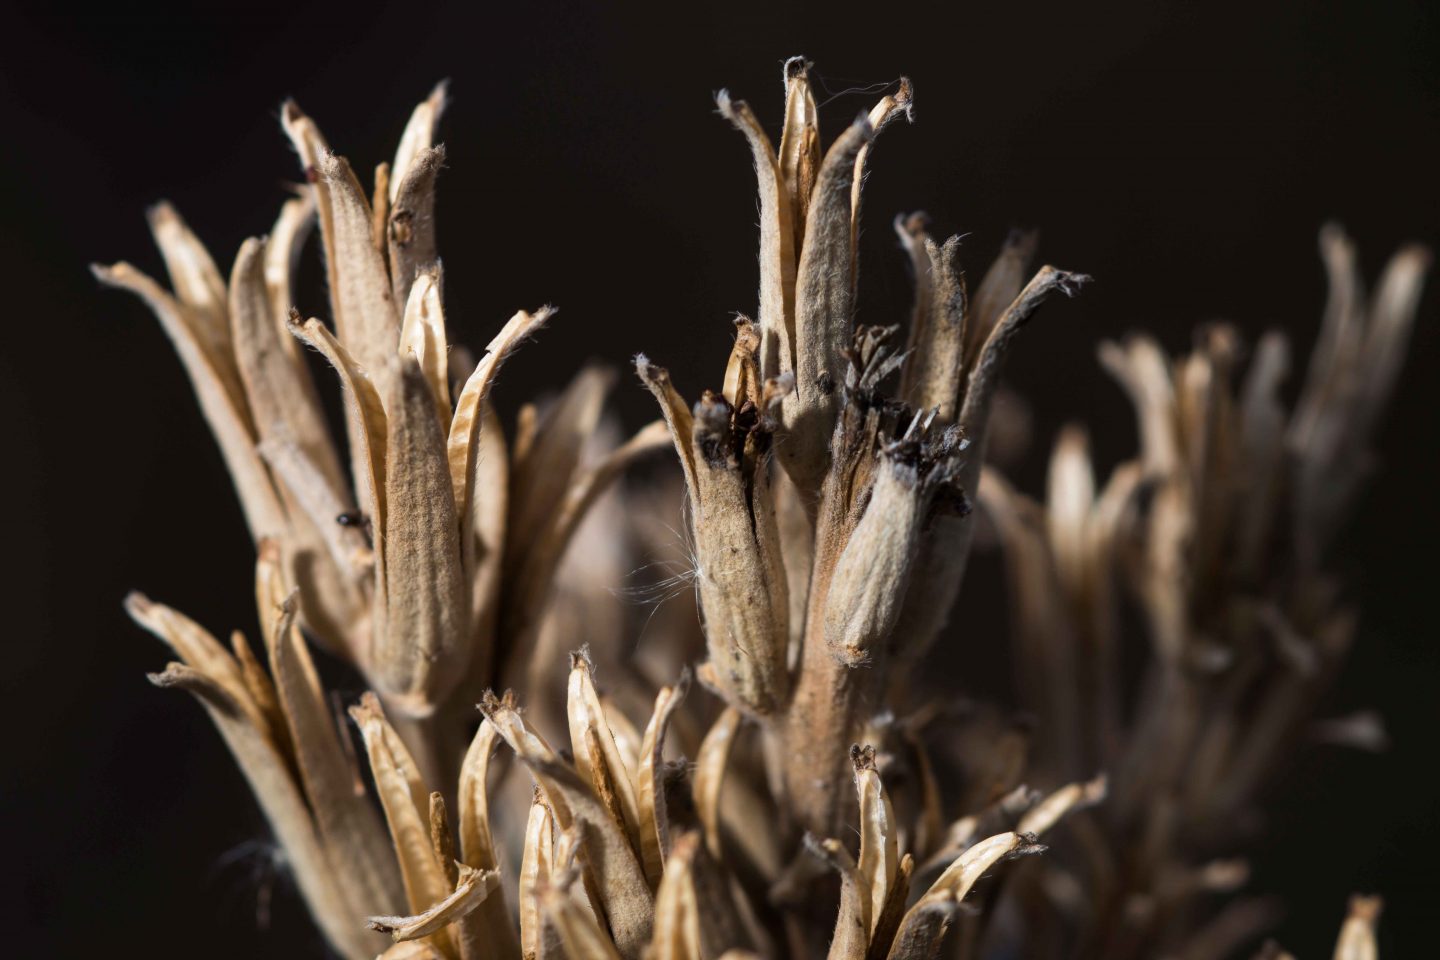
[{"xmin": 105, "ymin": 61, "xmax": 1424, "ymax": 960}]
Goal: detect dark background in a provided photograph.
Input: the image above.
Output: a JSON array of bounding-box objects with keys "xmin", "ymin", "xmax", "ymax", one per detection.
[{"xmin": 3, "ymin": 1, "xmax": 1437, "ymax": 956}]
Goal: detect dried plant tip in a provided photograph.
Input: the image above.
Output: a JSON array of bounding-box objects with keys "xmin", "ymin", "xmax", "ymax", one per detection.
[
  {"xmin": 568, "ymin": 651, "xmax": 645, "ymax": 852},
  {"xmin": 1014, "ymin": 774, "xmax": 1107, "ymax": 836},
  {"xmin": 782, "ymin": 112, "xmax": 875, "ymax": 493},
  {"xmin": 1333, "ymin": 895, "xmax": 1381, "ymax": 960},
  {"xmin": 313, "ymin": 153, "xmax": 403, "ymax": 389},
  {"xmin": 716, "ymin": 89, "xmax": 797, "ymax": 389},
  {"xmin": 899, "ymin": 233, "xmax": 967, "ymax": 422}
]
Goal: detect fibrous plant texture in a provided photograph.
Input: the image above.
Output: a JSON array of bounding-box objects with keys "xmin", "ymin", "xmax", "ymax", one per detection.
[{"xmin": 98, "ymin": 60, "xmax": 1427, "ymax": 960}]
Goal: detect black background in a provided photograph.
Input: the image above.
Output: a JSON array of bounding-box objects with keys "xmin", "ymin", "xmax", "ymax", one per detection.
[{"xmin": 3, "ymin": 2, "xmax": 1437, "ymax": 956}]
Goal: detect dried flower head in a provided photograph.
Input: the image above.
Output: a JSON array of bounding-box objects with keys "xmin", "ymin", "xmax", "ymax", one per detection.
[{"xmin": 100, "ymin": 59, "xmax": 1425, "ymax": 960}]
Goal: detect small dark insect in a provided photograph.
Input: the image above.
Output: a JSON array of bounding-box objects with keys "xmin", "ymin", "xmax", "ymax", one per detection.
[{"xmin": 336, "ymin": 511, "xmax": 374, "ymax": 545}]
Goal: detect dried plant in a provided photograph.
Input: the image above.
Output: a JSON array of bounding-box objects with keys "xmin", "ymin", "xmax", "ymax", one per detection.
[{"xmin": 99, "ymin": 60, "xmax": 1426, "ymax": 960}]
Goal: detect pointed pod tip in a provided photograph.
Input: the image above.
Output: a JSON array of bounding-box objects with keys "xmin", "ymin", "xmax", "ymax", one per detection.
[
  {"xmin": 850, "ymin": 742, "xmax": 878, "ymax": 772},
  {"xmin": 144, "ymin": 199, "xmax": 180, "ymax": 226},
  {"xmin": 122, "ymin": 590, "xmax": 154, "ymax": 621},
  {"xmin": 567, "ymin": 645, "xmax": 595, "ymax": 672},
  {"xmin": 633, "ymin": 352, "xmax": 667, "ymax": 384},
  {"xmin": 1394, "ymin": 242, "xmax": 1434, "ymax": 272},
  {"xmin": 894, "ymin": 210, "xmax": 931, "ymax": 238},
  {"xmin": 349, "ymin": 690, "xmax": 384, "ymax": 725},
  {"xmin": 1347, "ymin": 893, "xmax": 1383, "ymax": 921},
  {"xmin": 478, "ymin": 688, "xmax": 505, "ymax": 717}
]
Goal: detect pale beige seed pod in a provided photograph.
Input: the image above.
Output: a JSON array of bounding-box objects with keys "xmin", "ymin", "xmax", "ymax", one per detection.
[
  {"xmin": 634, "ymin": 342, "xmax": 791, "ymax": 716},
  {"xmin": 823, "ymin": 437, "xmax": 961, "ymax": 666}
]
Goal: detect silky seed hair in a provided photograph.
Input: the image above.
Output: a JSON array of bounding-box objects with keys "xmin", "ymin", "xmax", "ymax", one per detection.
[{"xmin": 99, "ymin": 59, "xmax": 1426, "ymax": 960}]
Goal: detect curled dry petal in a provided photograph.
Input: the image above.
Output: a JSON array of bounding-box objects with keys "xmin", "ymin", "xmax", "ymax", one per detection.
[
  {"xmin": 778, "ymin": 58, "xmax": 820, "ymax": 260},
  {"xmin": 351, "ymin": 694, "xmax": 453, "ymax": 930},
  {"xmin": 520, "ymin": 793, "xmax": 561, "ymax": 960},
  {"xmin": 457, "ymin": 708, "xmax": 522, "ymax": 959},
  {"xmin": 889, "ymin": 832, "xmax": 1044, "ymax": 960},
  {"xmin": 692, "ymin": 705, "xmax": 744, "ymax": 862},
  {"xmin": 290, "ymin": 314, "xmax": 389, "ymax": 562},
  {"xmin": 368, "ymin": 864, "xmax": 500, "ymax": 942},
  {"xmin": 853, "ymin": 745, "xmax": 900, "ymax": 936},
  {"xmin": 636, "ymin": 672, "xmax": 690, "ymax": 889},
  {"xmin": 1014, "ymin": 774, "xmax": 1107, "ymax": 836},
  {"xmin": 448, "ymin": 307, "xmax": 554, "ymax": 554},
  {"xmin": 398, "ymin": 267, "xmax": 452, "ymax": 426},
  {"xmin": 145, "ymin": 201, "xmax": 240, "ymax": 401},
  {"xmin": 813, "ymin": 836, "xmax": 868, "ymax": 960},
  {"xmin": 1097, "ymin": 334, "xmax": 1180, "ymax": 479},
  {"xmin": 568, "ymin": 651, "xmax": 645, "ymax": 853},
  {"xmin": 263, "ymin": 193, "xmax": 317, "ymax": 362}
]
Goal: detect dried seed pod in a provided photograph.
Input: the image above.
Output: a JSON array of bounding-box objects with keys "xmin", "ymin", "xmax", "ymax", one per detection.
[
  {"xmin": 823, "ymin": 433, "xmax": 963, "ymax": 666},
  {"xmin": 482, "ymin": 692, "xmax": 655, "ymax": 959},
  {"xmin": 636, "ymin": 353, "xmax": 790, "ymax": 716},
  {"xmin": 718, "ymin": 69, "xmax": 911, "ymax": 495}
]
